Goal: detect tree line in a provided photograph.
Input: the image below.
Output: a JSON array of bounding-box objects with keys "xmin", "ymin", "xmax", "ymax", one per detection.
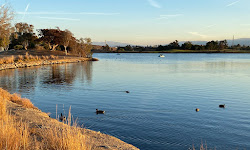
[
  {"xmin": 0, "ymin": 5, "xmax": 92, "ymax": 57},
  {"xmin": 117, "ymin": 40, "xmax": 250, "ymax": 52}
]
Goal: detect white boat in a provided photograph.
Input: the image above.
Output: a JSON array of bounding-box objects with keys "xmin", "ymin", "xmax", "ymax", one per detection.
[{"xmin": 159, "ymin": 54, "xmax": 165, "ymax": 58}]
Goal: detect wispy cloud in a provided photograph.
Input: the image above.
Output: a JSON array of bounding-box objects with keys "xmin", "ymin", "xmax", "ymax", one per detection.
[
  {"xmin": 226, "ymin": 0, "xmax": 240, "ymax": 7},
  {"xmin": 17, "ymin": 12, "xmax": 120, "ymax": 16},
  {"xmin": 188, "ymin": 32, "xmax": 209, "ymax": 38},
  {"xmin": 156, "ymin": 14, "xmax": 183, "ymax": 20},
  {"xmin": 22, "ymin": 3, "xmax": 30, "ymax": 21},
  {"xmin": 147, "ymin": 0, "xmax": 161, "ymax": 8},
  {"xmin": 39, "ymin": 17, "xmax": 80, "ymax": 21},
  {"xmin": 204, "ymin": 24, "xmax": 216, "ymax": 29}
]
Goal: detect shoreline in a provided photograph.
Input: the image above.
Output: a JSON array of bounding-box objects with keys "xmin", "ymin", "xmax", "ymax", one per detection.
[
  {"xmin": 0, "ymin": 56, "xmax": 99, "ymax": 71},
  {"xmin": 0, "ymin": 56, "xmax": 139, "ymax": 149},
  {"xmin": 93, "ymin": 50, "xmax": 250, "ymax": 53},
  {"xmin": 5, "ymin": 98, "xmax": 139, "ymax": 150}
]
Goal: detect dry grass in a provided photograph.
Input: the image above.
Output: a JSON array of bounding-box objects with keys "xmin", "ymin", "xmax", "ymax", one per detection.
[
  {"xmin": 0, "ymin": 89, "xmax": 37, "ymax": 109},
  {"xmin": 0, "ymin": 115, "xmax": 30, "ymax": 150},
  {"xmin": 0, "ymin": 54, "xmax": 60, "ymax": 65},
  {"xmin": 0, "ymin": 88, "xmax": 88, "ymax": 150},
  {"xmin": 39, "ymin": 110, "xmax": 87, "ymax": 150},
  {"xmin": 0, "ymin": 55, "xmax": 14, "ymax": 64},
  {"xmin": 50, "ymin": 55, "xmax": 59, "ymax": 60},
  {"xmin": 0, "ymin": 90, "xmax": 30, "ymax": 150}
]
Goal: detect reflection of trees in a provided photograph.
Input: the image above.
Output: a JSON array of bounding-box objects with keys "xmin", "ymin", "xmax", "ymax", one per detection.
[
  {"xmin": 42, "ymin": 62, "xmax": 92, "ymax": 85},
  {"xmin": 0, "ymin": 69, "xmax": 17, "ymax": 91},
  {"xmin": 0, "ymin": 62, "xmax": 93, "ymax": 92},
  {"xmin": 16, "ymin": 68, "xmax": 37, "ymax": 93},
  {"xmin": 0, "ymin": 67, "xmax": 38, "ymax": 93},
  {"xmin": 80, "ymin": 61, "xmax": 92, "ymax": 84},
  {"xmin": 43, "ymin": 64, "xmax": 77, "ymax": 85}
]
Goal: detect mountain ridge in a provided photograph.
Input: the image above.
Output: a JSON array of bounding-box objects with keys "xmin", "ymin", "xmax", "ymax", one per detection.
[{"xmin": 93, "ymin": 38, "xmax": 250, "ymax": 47}]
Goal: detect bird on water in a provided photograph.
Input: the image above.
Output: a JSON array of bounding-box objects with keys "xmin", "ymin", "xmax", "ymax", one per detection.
[
  {"xmin": 96, "ymin": 109, "xmax": 105, "ymax": 114},
  {"xmin": 219, "ymin": 104, "xmax": 225, "ymax": 108}
]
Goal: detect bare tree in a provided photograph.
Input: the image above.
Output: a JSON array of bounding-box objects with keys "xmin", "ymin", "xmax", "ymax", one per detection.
[
  {"xmin": 15, "ymin": 22, "xmax": 34, "ymax": 35},
  {"xmin": 77, "ymin": 38, "xmax": 93, "ymax": 58},
  {"xmin": 62, "ymin": 29, "xmax": 73, "ymax": 55},
  {"xmin": 0, "ymin": 4, "xmax": 14, "ymax": 50},
  {"xmin": 22, "ymin": 40, "xmax": 29, "ymax": 50},
  {"xmin": 83, "ymin": 38, "xmax": 93, "ymax": 58}
]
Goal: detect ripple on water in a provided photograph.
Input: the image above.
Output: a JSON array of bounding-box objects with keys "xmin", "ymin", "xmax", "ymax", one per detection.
[{"xmin": 2, "ymin": 53, "xmax": 250, "ymax": 150}]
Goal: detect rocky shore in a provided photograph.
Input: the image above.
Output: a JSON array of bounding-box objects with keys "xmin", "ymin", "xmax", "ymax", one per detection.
[{"xmin": 0, "ymin": 57, "xmax": 98, "ymax": 71}]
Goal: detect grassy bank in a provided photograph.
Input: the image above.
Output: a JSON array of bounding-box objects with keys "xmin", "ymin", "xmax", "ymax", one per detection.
[
  {"xmin": 0, "ymin": 88, "xmax": 88, "ymax": 150},
  {"xmin": 0, "ymin": 50, "xmax": 98, "ymax": 71},
  {"xmin": 0, "ymin": 88, "xmax": 139, "ymax": 150}
]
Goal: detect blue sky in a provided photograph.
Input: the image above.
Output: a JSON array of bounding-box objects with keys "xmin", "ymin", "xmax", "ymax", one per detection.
[{"xmin": 4, "ymin": 0, "xmax": 250, "ymax": 45}]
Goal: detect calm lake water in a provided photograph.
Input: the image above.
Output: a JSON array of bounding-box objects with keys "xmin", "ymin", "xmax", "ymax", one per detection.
[{"xmin": 1, "ymin": 53, "xmax": 250, "ymax": 150}]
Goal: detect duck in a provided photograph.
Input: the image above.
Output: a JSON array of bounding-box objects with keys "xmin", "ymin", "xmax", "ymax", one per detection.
[
  {"xmin": 59, "ymin": 113, "xmax": 66, "ymax": 121},
  {"xmin": 125, "ymin": 91, "xmax": 130, "ymax": 93},
  {"xmin": 196, "ymin": 108, "xmax": 200, "ymax": 112},
  {"xmin": 96, "ymin": 109, "xmax": 105, "ymax": 114},
  {"xmin": 219, "ymin": 104, "xmax": 225, "ymax": 108}
]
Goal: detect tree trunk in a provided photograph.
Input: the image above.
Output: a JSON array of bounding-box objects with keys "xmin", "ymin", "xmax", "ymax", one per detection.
[
  {"xmin": 64, "ymin": 46, "xmax": 67, "ymax": 55},
  {"xmin": 51, "ymin": 44, "xmax": 58, "ymax": 51}
]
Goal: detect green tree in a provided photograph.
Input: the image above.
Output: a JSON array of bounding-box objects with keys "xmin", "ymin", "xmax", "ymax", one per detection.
[
  {"xmin": 156, "ymin": 45, "xmax": 164, "ymax": 51},
  {"xmin": 38, "ymin": 28, "xmax": 62, "ymax": 51},
  {"xmin": 218, "ymin": 40, "xmax": 228, "ymax": 50},
  {"xmin": 168, "ymin": 40, "xmax": 180, "ymax": 49},
  {"xmin": 13, "ymin": 23, "xmax": 35, "ymax": 50},
  {"xmin": 125, "ymin": 45, "xmax": 133, "ymax": 51},
  {"xmin": 205, "ymin": 41, "xmax": 219, "ymax": 50},
  {"xmin": 181, "ymin": 41, "xmax": 193, "ymax": 50},
  {"xmin": 103, "ymin": 44, "xmax": 110, "ymax": 51}
]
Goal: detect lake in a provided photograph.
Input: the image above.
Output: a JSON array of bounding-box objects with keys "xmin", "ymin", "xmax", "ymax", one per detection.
[{"xmin": 1, "ymin": 53, "xmax": 250, "ymax": 150}]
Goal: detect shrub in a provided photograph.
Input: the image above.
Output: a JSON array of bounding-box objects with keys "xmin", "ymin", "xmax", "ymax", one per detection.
[
  {"xmin": 16, "ymin": 55, "xmax": 24, "ymax": 62},
  {"xmin": 14, "ymin": 45, "xmax": 23, "ymax": 50}
]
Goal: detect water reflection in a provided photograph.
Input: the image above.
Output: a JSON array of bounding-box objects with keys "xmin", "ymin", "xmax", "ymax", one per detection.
[{"xmin": 0, "ymin": 61, "xmax": 93, "ymax": 93}]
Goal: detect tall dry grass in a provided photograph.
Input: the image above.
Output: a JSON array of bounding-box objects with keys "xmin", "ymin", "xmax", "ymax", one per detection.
[
  {"xmin": 0, "ymin": 89, "xmax": 30, "ymax": 150},
  {"xmin": 0, "ymin": 88, "xmax": 88, "ymax": 150},
  {"xmin": 0, "ymin": 54, "xmax": 60, "ymax": 65},
  {"xmin": 0, "ymin": 55, "xmax": 14, "ymax": 64},
  {"xmin": 0, "ymin": 89, "xmax": 37, "ymax": 109}
]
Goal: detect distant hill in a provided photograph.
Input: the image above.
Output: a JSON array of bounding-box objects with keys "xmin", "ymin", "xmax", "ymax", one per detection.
[
  {"xmin": 180, "ymin": 38, "xmax": 250, "ymax": 46},
  {"xmin": 92, "ymin": 41, "xmax": 133, "ymax": 47},
  {"xmin": 226, "ymin": 38, "xmax": 250, "ymax": 46},
  {"xmin": 93, "ymin": 38, "xmax": 250, "ymax": 47}
]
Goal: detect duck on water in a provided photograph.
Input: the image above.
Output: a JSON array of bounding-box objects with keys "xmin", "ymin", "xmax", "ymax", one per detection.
[
  {"xmin": 219, "ymin": 104, "xmax": 225, "ymax": 108},
  {"xmin": 96, "ymin": 109, "xmax": 105, "ymax": 114}
]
